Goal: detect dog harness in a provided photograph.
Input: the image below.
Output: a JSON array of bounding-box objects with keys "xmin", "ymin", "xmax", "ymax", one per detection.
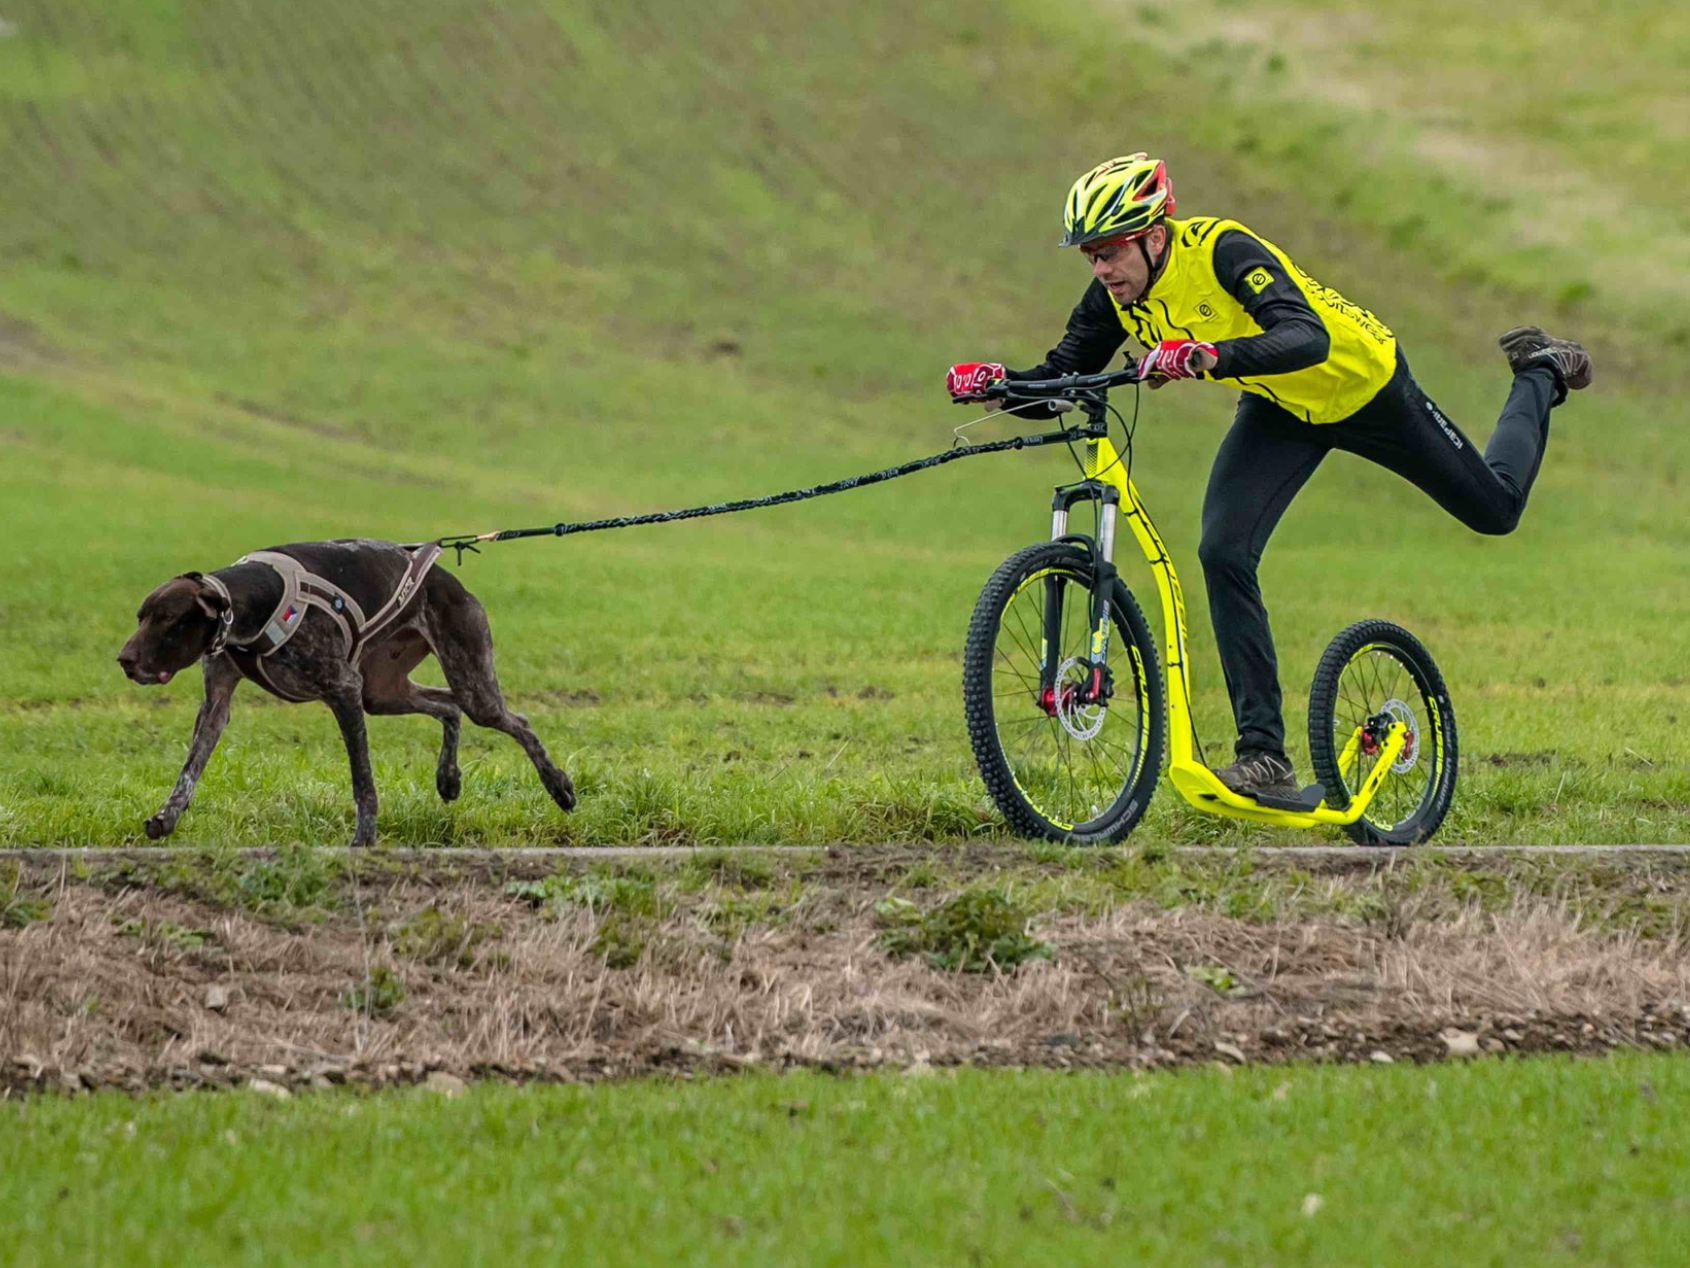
[{"xmin": 202, "ymin": 544, "xmax": 442, "ymax": 700}]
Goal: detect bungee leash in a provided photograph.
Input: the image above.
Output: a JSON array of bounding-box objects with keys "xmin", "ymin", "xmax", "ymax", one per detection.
[
  {"xmin": 435, "ymin": 370, "xmax": 1144, "ymax": 565},
  {"xmin": 435, "ymin": 421, "xmax": 1089, "ymax": 565}
]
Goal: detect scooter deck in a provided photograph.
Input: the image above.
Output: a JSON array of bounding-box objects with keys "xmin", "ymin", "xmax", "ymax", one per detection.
[{"xmin": 1248, "ymin": 784, "xmax": 1328, "ymax": 813}]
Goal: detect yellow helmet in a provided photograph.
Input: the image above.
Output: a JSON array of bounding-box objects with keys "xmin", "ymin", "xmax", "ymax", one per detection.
[{"xmin": 1060, "ymin": 153, "xmax": 1175, "ymax": 248}]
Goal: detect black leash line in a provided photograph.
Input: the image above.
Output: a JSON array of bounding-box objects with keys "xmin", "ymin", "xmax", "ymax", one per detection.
[{"xmin": 435, "ymin": 426, "xmax": 1084, "ymax": 564}]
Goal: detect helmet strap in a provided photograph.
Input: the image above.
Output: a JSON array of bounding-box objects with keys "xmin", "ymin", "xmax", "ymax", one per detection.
[{"xmin": 1138, "ymin": 225, "xmax": 1171, "ymax": 293}]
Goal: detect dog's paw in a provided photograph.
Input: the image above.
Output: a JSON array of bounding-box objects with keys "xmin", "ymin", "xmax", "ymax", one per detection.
[
  {"xmin": 143, "ymin": 814, "xmax": 174, "ymax": 840},
  {"xmin": 548, "ymin": 771, "xmax": 577, "ymax": 813},
  {"xmin": 437, "ymin": 766, "xmax": 462, "ymax": 803}
]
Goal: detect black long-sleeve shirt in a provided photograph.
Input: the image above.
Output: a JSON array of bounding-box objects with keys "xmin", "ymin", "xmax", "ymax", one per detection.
[{"xmin": 1009, "ymin": 230, "xmax": 1331, "ymax": 386}]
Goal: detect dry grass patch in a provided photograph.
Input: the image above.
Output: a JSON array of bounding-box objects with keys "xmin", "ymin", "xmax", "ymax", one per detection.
[{"xmin": 2, "ymin": 848, "xmax": 1687, "ymax": 1095}]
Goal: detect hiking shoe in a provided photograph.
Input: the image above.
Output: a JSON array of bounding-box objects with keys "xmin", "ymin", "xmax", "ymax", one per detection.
[
  {"xmin": 1498, "ymin": 326, "xmax": 1592, "ymax": 400},
  {"xmin": 1212, "ymin": 751, "xmax": 1298, "ymax": 800}
]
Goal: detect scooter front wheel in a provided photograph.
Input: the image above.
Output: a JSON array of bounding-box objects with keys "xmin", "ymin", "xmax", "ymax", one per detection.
[
  {"xmin": 962, "ymin": 542, "xmax": 1165, "ymax": 845},
  {"xmin": 1307, "ymin": 620, "xmax": 1458, "ymax": 846}
]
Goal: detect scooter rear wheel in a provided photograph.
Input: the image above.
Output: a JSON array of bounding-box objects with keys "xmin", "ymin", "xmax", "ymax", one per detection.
[{"xmin": 1307, "ymin": 620, "xmax": 1458, "ymax": 846}]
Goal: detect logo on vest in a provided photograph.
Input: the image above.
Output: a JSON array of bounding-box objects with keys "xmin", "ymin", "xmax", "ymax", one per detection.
[
  {"xmin": 1197, "ymin": 302, "xmax": 1216, "ymax": 320},
  {"xmin": 1246, "ymin": 268, "xmax": 1273, "ymax": 295}
]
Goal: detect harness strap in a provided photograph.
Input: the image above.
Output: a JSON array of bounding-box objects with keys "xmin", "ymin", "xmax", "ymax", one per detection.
[
  {"xmin": 354, "ymin": 542, "xmax": 442, "ymax": 656},
  {"xmin": 239, "ymin": 550, "xmax": 363, "ymax": 658}
]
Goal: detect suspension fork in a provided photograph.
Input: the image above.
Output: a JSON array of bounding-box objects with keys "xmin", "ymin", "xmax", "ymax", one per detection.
[{"xmin": 1043, "ymin": 481, "xmax": 1120, "ymax": 703}]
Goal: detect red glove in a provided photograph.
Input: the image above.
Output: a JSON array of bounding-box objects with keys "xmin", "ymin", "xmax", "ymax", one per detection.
[
  {"xmin": 946, "ymin": 361, "xmax": 1006, "ymax": 398},
  {"xmin": 1137, "ymin": 340, "xmax": 1217, "ymax": 381}
]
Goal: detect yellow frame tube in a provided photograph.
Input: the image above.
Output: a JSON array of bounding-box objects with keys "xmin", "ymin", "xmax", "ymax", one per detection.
[{"xmin": 1085, "ymin": 437, "xmax": 1401, "ymax": 828}]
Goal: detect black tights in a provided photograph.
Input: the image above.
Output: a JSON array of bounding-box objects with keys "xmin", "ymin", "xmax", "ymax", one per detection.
[{"xmin": 1198, "ymin": 352, "xmax": 1558, "ymax": 757}]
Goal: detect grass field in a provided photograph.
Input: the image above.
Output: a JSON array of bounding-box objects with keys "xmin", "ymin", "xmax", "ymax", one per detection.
[
  {"xmin": 5, "ymin": 1053, "xmax": 1689, "ymax": 1265},
  {"xmin": 1, "ymin": 1, "xmax": 1686, "ymax": 850},
  {"xmin": 3, "ymin": 7, "xmax": 1689, "ymax": 1255}
]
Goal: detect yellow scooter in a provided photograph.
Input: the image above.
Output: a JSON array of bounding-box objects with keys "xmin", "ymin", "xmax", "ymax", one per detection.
[{"xmin": 960, "ymin": 367, "xmax": 1457, "ymax": 846}]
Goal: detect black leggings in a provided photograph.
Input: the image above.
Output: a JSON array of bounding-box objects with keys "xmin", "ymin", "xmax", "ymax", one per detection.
[{"xmin": 1198, "ymin": 352, "xmax": 1558, "ymax": 757}]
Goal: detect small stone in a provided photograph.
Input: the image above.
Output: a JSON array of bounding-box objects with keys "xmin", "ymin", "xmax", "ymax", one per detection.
[
  {"xmin": 1441, "ymin": 1030, "xmax": 1482, "ymax": 1058},
  {"xmin": 1502, "ymin": 1028, "xmax": 1523, "ymax": 1043},
  {"xmin": 12, "ymin": 1053, "xmax": 43, "ymax": 1079},
  {"xmin": 1369, "ymin": 1050, "xmax": 1394, "ymax": 1065},
  {"xmin": 59, "ymin": 1071, "xmax": 84, "ymax": 1094},
  {"xmin": 258, "ymin": 1064, "xmax": 289, "ymax": 1081},
  {"xmin": 1481, "ymin": 1037, "xmax": 1506, "ymax": 1053},
  {"xmin": 249, "ymin": 1079, "xmax": 291, "ymax": 1099},
  {"xmin": 424, "ymin": 1071, "xmax": 467, "ymax": 1098},
  {"xmin": 204, "ymin": 985, "xmax": 230, "ymax": 1012},
  {"xmin": 1214, "ymin": 1041, "xmax": 1247, "ymax": 1064}
]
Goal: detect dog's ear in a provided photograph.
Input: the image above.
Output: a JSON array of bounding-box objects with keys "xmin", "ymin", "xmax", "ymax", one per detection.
[{"xmin": 191, "ymin": 575, "xmax": 228, "ymax": 621}]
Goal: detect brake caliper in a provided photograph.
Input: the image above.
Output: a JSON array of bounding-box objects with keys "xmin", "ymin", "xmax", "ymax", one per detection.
[{"xmin": 1081, "ymin": 664, "xmax": 1113, "ymax": 706}]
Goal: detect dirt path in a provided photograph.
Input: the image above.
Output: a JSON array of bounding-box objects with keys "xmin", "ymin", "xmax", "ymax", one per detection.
[{"xmin": 4, "ymin": 846, "xmax": 1686, "ymax": 1096}]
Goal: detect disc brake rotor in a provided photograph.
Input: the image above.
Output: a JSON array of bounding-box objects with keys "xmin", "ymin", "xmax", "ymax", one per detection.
[
  {"xmin": 1380, "ymin": 698, "xmax": 1420, "ymax": 774},
  {"xmin": 1054, "ymin": 656, "xmax": 1106, "ymax": 740}
]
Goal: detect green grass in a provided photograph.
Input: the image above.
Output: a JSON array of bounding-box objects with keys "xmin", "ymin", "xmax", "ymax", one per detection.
[
  {"xmin": 1, "ymin": 0, "xmax": 1686, "ymax": 846},
  {"xmin": 4, "ymin": 1055, "xmax": 1688, "ymax": 1265}
]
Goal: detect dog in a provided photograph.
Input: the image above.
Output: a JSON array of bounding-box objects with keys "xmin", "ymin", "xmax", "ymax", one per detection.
[{"xmin": 116, "ymin": 538, "xmax": 575, "ymax": 846}]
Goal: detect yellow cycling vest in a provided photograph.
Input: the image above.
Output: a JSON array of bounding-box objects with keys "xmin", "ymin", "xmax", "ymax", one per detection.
[{"xmin": 1112, "ymin": 217, "xmax": 1397, "ymax": 424}]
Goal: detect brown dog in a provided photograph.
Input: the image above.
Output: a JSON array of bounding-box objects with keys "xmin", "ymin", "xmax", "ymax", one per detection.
[{"xmin": 117, "ymin": 538, "xmax": 575, "ymax": 846}]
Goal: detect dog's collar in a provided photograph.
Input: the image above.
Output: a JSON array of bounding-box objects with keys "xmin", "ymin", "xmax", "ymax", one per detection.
[{"xmin": 201, "ymin": 574, "xmax": 238, "ymax": 658}]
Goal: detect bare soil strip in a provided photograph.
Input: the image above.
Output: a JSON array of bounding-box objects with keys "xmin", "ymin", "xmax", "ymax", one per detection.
[{"xmin": 4, "ymin": 846, "xmax": 1686, "ymax": 1097}]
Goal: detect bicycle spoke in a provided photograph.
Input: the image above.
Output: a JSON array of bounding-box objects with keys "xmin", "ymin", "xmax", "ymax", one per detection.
[{"xmin": 1005, "ymin": 596, "xmax": 1043, "ymax": 668}]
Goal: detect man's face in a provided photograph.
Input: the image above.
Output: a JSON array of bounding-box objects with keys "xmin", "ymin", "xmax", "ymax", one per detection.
[{"xmin": 1082, "ymin": 224, "xmax": 1167, "ymax": 304}]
